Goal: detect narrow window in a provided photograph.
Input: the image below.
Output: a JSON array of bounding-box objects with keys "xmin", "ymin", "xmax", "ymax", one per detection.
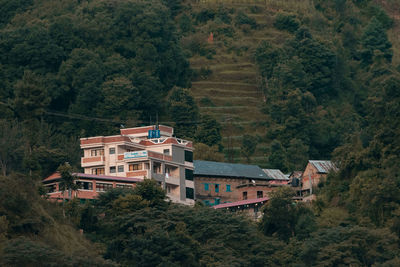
[
  {"xmin": 117, "ymin": 165, "xmax": 124, "ymax": 172},
  {"xmin": 110, "ymin": 166, "xmax": 116, "ymax": 173},
  {"xmin": 215, "ymin": 184, "xmax": 219, "ymax": 193},
  {"xmin": 96, "ymin": 183, "xmax": 113, "ymax": 192},
  {"xmin": 109, "ymin": 147, "xmax": 115, "ymax": 154},
  {"xmin": 243, "ymin": 192, "xmax": 247, "ymax": 200},
  {"xmin": 129, "ymin": 164, "xmax": 142, "ymax": 171},
  {"xmin": 92, "ymin": 168, "xmax": 105, "ymax": 175},
  {"xmin": 204, "ymin": 183, "xmax": 209, "ymax": 191},
  {"xmin": 76, "ymin": 181, "xmax": 93, "ymax": 190},
  {"xmin": 186, "ymin": 187, "xmax": 194, "ymax": 199},
  {"xmin": 215, "ymin": 198, "xmax": 220, "ymax": 205},
  {"xmin": 226, "ymin": 185, "xmax": 231, "ymax": 192},
  {"xmin": 184, "ymin": 150, "xmax": 193, "ymax": 162},
  {"xmin": 185, "ymin": 169, "xmax": 193, "ymax": 181},
  {"xmin": 257, "ymin": 191, "xmax": 263, "ymax": 198}
]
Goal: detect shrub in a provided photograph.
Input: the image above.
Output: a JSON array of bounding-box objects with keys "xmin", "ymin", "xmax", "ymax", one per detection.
[
  {"xmin": 274, "ymin": 13, "xmax": 300, "ymax": 33},
  {"xmin": 235, "ymin": 11, "xmax": 257, "ymax": 29}
]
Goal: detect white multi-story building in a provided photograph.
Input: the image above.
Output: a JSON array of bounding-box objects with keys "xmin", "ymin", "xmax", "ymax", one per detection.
[{"xmin": 80, "ymin": 125, "xmax": 195, "ymax": 204}]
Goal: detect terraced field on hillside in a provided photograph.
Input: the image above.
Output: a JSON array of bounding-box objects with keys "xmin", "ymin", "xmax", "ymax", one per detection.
[{"xmin": 186, "ymin": 1, "xmax": 291, "ymax": 165}]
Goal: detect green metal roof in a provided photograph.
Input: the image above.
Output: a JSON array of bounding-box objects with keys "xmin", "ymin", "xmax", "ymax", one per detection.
[{"xmin": 194, "ymin": 160, "xmax": 270, "ymax": 180}]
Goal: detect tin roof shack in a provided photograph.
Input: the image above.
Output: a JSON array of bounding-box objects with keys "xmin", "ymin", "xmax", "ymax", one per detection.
[
  {"xmin": 43, "ymin": 172, "xmax": 141, "ymax": 202},
  {"xmin": 193, "ymin": 160, "xmax": 271, "ymax": 206},
  {"xmin": 213, "ymin": 197, "xmax": 269, "ymax": 220},
  {"xmin": 301, "ymin": 160, "xmax": 338, "ymax": 201}
]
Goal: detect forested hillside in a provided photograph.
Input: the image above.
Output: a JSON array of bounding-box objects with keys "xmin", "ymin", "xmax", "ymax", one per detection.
[{"xmin": 1, "ymin": 0, "xmax": 400, "ymax": 266}]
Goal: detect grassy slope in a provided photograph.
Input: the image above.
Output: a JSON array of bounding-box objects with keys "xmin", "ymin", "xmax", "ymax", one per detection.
[{"xmin": 184, "ymin": 0, "xmax": 399, "ymax": 167}]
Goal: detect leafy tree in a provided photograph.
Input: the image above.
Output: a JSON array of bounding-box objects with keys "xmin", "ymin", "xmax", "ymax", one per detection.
[
  {"xmin": 268, "ymin": 140, "xmax": 288, "ymax": 172},
  {"xmin": 167, "ymin": 87, "xmax": 199, "ymax": 138},
  {"xmin": 299, "ymin": 226, "xmax": 400, "ymax": 266},
  {"xmin": 241, "ymin": 134, "xmax": 257, "ymax": 163},
  {"xmin": 100, "ymin": 77, "xmax": 140, "ymax": 120},
  {"xmin": 132, "ymin": 179, "xmax": 166, "ymax": 207},
  {"xmin": 273, "ymin": 13, "xmax": 300, "ymax": 33},
  {"xmin": 193, "ymin": 143, "xmax": 225, "ymax": 162},
  {"xmin": 361, "ymin": 17, "xmax": 393, "ymax": 65},
  {"xmin": 195, "ymin": 114, "xmax": 222, "ymax": 148},
  {"xmin": 57, "ymin": 162, "xmax": 77, "ymax": 216},
  {"xmin": 260, "ymin": 187, "xmax": 316, "ymax": 242},
  {"xmin": 13, "ymin": 70, "xmax": 50, "ymax": 122},
  {"xmin": 0, "ymin": 120, "xmax": 23, "ymax": 176}
]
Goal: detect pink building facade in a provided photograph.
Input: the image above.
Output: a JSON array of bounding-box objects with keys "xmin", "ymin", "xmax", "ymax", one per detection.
[{"xmin": 44, "ymin": 125, "xmax": 195, "ymax": 205}]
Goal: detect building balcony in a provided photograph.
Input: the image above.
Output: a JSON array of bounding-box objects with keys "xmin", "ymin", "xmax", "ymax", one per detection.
[
  {"xmin": 165, "ymin": 175, "xmax": 180, "ymax": 186},
  {"xmin": 81, "ymin": 156, "xmax": 105, "ymax": 167},
  {"xmin": 126, "ymin": 170, "xmax": 149, "ymax": 178}
]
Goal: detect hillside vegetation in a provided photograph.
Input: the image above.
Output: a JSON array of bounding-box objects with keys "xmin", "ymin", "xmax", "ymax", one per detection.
[
  {"xmin": 178, "ymin": 0, "xmax": 399, "ymax": 167},
  {"xmin": 0, "ymin": 0, "xmax": 400, "ymax": 266}
]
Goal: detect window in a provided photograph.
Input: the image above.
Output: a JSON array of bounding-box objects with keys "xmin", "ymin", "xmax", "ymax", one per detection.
[
  {"xmin": 109, "ymin": 147, "xmax": 115, "ymax": 154},
  {"xmin": 116, "ymin": 184, "xmax": 132, "ymax": 189},
  {"xmin": 215, "ymin": 198, "xmax": 220, "ymax": 205},
  {"xmin": 110, "ymin": 166, "xmax": 116, "ymax": 173},
  {"xmin": 257, "ymin": 191, "xmax": 263, "ymax": 198},
  {"xmin": 204, "ymin": 183, "xmax": 209, "ymax": 191},
  {"xmin": 185, "ymin": 169, "xmax": 193, "ymax": 181},
  {"xmin": 76, "ymin": 181, "xmax": 93, "ymax": 191},
  {"xmin": 186, "ymin": 187, "xmax": 194, "ymax": 199},
  {"xmin": 46, "ymin": 184, "xmax": 56, "ymax": 193},
  {"xmin": 184, "ymin": 150, "xmax": 193, "ymax": 162},
  {"xmin": 243, "ymin": 192, "xmax": 247, "ymax": 200},
  {"xmin": 91, "ymin": 149, "xmax": 104, "ymax": 156},
  {"xmin": 118, "ymin": 165, "xmax": 124, "ymax": 172},
  {"xmin": 92, "ymin": 168, "xmax": 105, "ymax": 175},
  {"xmin": 204, "ymin": 200, "xmax": 210, "ymax": 206},
  {"xmin": 96, "ymin": 183, "xmax": 113, "ymax": 192},
  {"xmin": 129, "ymin": 164, "xmax": 142, "ymax": 171},
  {"xmin": 226, "ymin": 184, "xmax": 231, "ymax": 192},
  {"xmin": 163, "ymin": 149, "xmax": 170, "ymax": 155},
  {"xmin": 215, "ymin": 184, "xmax": 219, "ymax": 193}
]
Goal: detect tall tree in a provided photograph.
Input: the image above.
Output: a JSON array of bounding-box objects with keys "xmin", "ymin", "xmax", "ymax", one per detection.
[
  {"xmin": 195, "ymin": 115, "xmax": 222, "ymax": 148},
  {"xmin": 0, "ymin": 120, "xmax": 23, "ymax": 176},
  {"xmin": 57, "ymin": 162, "xmax": 77, "ymax": 217},
  {"xmin": 167, "ymin": 87, "xmax": 199, "ymax": 139},
  {"xmin": 361, "ymin": 17, "xmax": 393, "ymax": 66}
]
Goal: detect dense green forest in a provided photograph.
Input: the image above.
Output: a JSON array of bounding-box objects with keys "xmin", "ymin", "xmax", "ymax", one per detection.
[{"xmin": 1, "ymin": 0, "xmax": 400, "ymax": 266}]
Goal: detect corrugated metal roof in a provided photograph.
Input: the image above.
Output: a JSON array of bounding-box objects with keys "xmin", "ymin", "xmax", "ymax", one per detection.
[
  {"xmin": 213, "ymin": 197, "xmax": 269, "ymax": 209},
  {"xmin": 262, "ymin": 169, "xmax": 289, "ymax": 180},
  {"xmin": 194, "ymin": 160, "xmax": 270, "ymax": 180},
  {"xmin": 309, "ymin": 160, "xmax": 338, "ymax": 173}
]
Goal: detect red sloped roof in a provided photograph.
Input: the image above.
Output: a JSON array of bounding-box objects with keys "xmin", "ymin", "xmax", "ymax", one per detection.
[
  {"xmin": 43, "ymin": 172, "xmax": 61, "ymax": 182},
  {"xmin": 213, "ymin": 197, "xmax": 269, "ymax": 209}
]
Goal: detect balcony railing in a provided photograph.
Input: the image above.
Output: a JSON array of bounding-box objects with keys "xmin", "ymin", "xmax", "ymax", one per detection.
[
  {"xmin": 165, "ymin": 175, "xmax": 180, "ymax": 186},
  {"xmin": 126, "ymin": 170, "xmax": 149, "ymax": 178}
]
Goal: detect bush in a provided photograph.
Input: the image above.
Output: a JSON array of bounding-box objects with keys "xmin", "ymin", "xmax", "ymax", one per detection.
[
  {"xmin": 274, "ymin": 13, "xmax": 300, "ymax": 33},
  {"xmin": 195, "ymin": 9, "xmax": 215, "ymax": 24},
  {"xmin": 235, "ymin": 11, "xmax": 257, "ymax": 29}
]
